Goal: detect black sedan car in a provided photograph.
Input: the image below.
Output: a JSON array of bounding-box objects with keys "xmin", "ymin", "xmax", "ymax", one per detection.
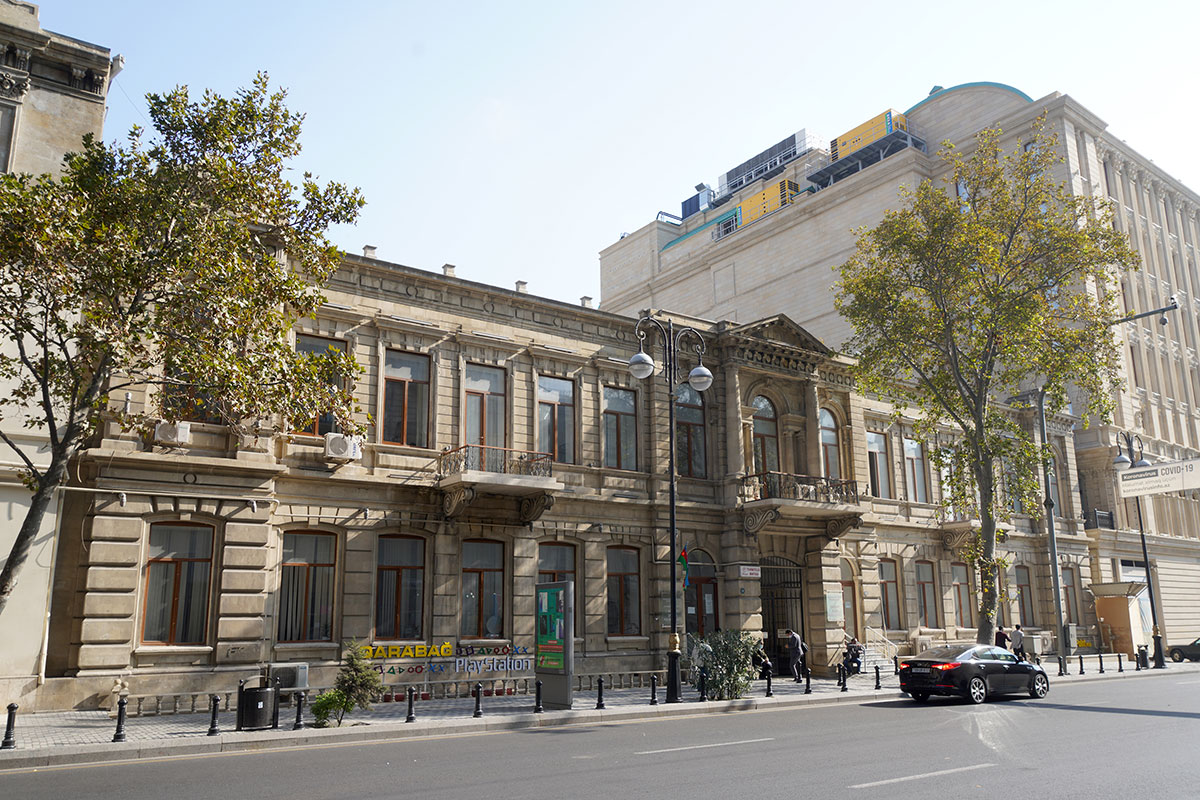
[
  {"xmin": 1168, "ymin": 637, "xmax": 1200, "ymax": 662},
  {"xmin": 899, "ymin": 645, "xmax": 1049, "ymax": 704}
]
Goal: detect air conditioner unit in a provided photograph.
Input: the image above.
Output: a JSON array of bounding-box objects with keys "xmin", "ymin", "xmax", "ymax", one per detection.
[
  {"xmin": 268, "ymin": 662, "xmax": 309, "ymax": 694},
  {"xmin": 323, "ymin": 432, "xmax": 362, "ymax": 461},
  {"xmin": 154, "ymin": 420, "xmax": 192, "ymax": 445}
]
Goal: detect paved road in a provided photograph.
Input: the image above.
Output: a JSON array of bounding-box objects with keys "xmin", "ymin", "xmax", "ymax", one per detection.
[{"xmin": 3, "ymin": 672, "xmax": 1198, "ymax": 799}]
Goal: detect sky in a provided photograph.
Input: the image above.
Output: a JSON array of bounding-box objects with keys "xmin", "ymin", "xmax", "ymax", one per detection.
[{"xmin": 42, "ymin": 0, "xmax": 1200, "ymax": 309}]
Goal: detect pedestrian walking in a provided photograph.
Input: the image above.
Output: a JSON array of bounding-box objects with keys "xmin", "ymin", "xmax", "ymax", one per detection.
[
  {"xmin": 995, "ymin": 625, "xmax": 1011, "ymax": 650},
  {"xmin": 1011, "ymin": 624, "xmax": 1026, "ymax": 659},
  {"xmin": 785, "ymin": 628, "xmax": 808, "ymax": 682}
]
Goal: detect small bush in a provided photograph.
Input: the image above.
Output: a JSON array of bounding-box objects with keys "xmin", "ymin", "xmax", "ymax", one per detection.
[
  {"xmin": 335, "ymin": 638, "xmax": 383, "ymax": 715},
  {"xmin": 687, "ymin": 630, "xmax": 758, "ymax": 700},
  {"xmin": 311, "ymin": 688, "xmax": 352, "ymax": 728}
]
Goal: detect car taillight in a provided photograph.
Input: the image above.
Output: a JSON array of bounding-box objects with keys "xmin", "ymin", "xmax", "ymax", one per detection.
[
  {"xmin": 932, "ymin": 662, "xmax": 961, "ymax": 671},
  {"xmin": 899, "ymin": 662, "xmax": 911, "ymax": 670}
]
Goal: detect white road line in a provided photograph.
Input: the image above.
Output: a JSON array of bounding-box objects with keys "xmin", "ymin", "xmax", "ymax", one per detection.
[
  {"xmin": 635, "ymin": 737, "xmax": 775, "ymax": 755},
  {"xmin": 848, "ymin": 763, "xmax": 996, "ymax": 789},
  {"xmin": 1174, "ymin": 679, "xmax": 1200, "ymax": 685}
]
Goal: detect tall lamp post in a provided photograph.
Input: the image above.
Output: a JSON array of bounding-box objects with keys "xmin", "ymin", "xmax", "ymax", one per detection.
[
  {"xmin": 1113, "ymin": 432, "xmax": 1166, "ymax": 669},
  {"xmin": 1034, "ymin": 389, "xmax": 1068, "ymax": 675},
  {"xmin": 629, "ymin": 315, "xmax": 713, "ymax": 703}
]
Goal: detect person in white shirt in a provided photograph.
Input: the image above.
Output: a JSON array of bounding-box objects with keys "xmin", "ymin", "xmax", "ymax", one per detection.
[{"xmin": 1011, "ymin": 624, "xmax": 1026, "ymax": 660}]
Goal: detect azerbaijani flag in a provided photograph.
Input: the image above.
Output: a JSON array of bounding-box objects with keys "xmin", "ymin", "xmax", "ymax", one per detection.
[{"xmin": 678, "ymin": 543, "xmax": 689, "ymax": 588}]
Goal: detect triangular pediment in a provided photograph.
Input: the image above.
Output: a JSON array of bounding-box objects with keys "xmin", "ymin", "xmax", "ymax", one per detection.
[{"xmin": 724, "ymin": 314, "xmax": 833, "ymax": 356}]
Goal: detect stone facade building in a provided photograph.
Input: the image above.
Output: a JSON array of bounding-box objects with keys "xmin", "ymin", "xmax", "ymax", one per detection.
[{"xmin": 600, "ymin": 81, "xmax": 1200, "ymax": 655}]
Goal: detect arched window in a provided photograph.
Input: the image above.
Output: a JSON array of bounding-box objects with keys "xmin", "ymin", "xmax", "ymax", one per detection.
[
  {"xmin": 461, "ymin": 539, "xmax": 504, "ymax": 639},
  {"xmin": 143, "ymin": 522, "xmax": 213, "ymax": 645},
  {"xmin": 675, "ymin": 384, "xmax": 706, "ymax": 478},
  {"xmin": 915, "ymin": 560, "xmax": 938, "ymax": 627},
  {"xmin": 1048, "ymin": 454, "xmax": 1062, "ymax": 517},
  {"xmin": 879, "ymin": 558, "xmax": 901, "ymax": 630},
  {"xmin": 819, "ymin": 409, "xmax": 841, "ymax": 479},
  {"xmin": 280, "ymin": 532, "xmax": 336, "ymax": 642},
  {"xmin": 376, "ymin": 535, "xmax": 425, "ymax": 640},
  {"xmin": 685, "ymin": 550, "xmax": 718, "ymax": 636},
  {"xmin": 607, "ymin": 546, "xmax": 640, "ymax": 635},
  {"xmin": 751, "ymin": 395, "xmax": 780, "ymax": 475}
]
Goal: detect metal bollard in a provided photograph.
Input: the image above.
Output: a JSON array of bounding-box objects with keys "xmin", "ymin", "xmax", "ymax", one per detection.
[
  {"xmin": 765, "ymin": 670, "xmax": 773, "ymax": 698},
  {"xmin": 405, "ymin": 687, "xmax": 416, "ymax": 723},
  {"xmin": 596, "ymin": 676, "xmax": 606, "ymax": 710},
  {"xmin": 804, "ymin": 670, "xmax": 811, "ymax": 695},
  {"xmin": 840, "ymin": 665, "xmax": 848, "ymax": 693},
  {"xmin": 112, "ymin": 697, "xmax": 128, "ymax": 743},
  {"xmin": 207, "ymin": 694, "xmax": 220, "ymax": 736},
  {"xmin": 698, "ymin": 669, "xmax": 707, "ymax": 702},
  {"xmin": 893, "ymin": 655, "xmax": 899, "ymax": 675},
  {"xmin": 534, "ymin": 680, "xmax": 544, "ymax": 713},
  {"xmin": 1058, "ymin": 656, "xmax": 1066, "ymax": 677},
  {"xmin": 874, "ymin": 665, "xmax": 881, "ymax": 690},
  {"xmin": 294, "ymin": 691, "xmax": 306, "ymax": 731},
  {"xmin": 236, "ymin": 678, "xmax": 246, "ymax": 731},
  {"xmin": 1098, "ymin": 653, "xmax": 1105, "ymax": 674},
  {"xmin": 2, "ymin": 703, "xmax": 16, "ymax": 750},
  {"xmin": 1117, "ymin": 653, "xmax": 1124, "ymax": 673},
  {"xmin": 473, "ymin": 683, "xmax": 483, "ymax": 718},
  {"xmin": 271, "ymin": 677, "xmax": 281, "ymax": 730},
  {"xmin": 1136, "ymin": 650, "xmax": 1142, "ymax": 671},
  {"xmin": 650, "ymin": 674, "xmax": 658, "ymax": 705},
  {"xmin": 1078, "ymin": 654, "xmax": 1085, "ymax": 675}
]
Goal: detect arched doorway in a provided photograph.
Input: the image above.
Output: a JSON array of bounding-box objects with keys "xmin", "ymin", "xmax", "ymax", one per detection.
[
  {"xmin": 760, "ymin": 556, "xmax": 805, "ymax": 673},
  {"xmin": 840, "ymin": 559, "xmax": 858, "ymax": 640},
  {"xmin": 685, "ymin": 550, "xmax": 719, "ymax": 637}
]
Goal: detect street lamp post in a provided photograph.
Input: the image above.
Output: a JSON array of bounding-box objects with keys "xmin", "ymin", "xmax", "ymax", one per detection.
[
  {"xmin": 629, "ymin": 315, "xmax": 713, "ymax": 703},
  {"xmin": 1113, "ymin": 432, "xmax": 1166, "ymax": 669},
  {"xmin": 1035, "ymin": 390, "xmax": 1068, "ymax": 674}
]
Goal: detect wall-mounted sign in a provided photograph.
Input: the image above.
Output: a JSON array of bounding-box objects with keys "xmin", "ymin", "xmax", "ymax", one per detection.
[
  {"xmin": 1118, "ymin": 458, "xmax": 1200, "ymax": 498},
  {"xmin": 739, "ymin": 565, "xmax": 761, "ymax": 579},
  {"xmin": 825, "ymin": 591, "xmax": 844, "ymax": 623}
]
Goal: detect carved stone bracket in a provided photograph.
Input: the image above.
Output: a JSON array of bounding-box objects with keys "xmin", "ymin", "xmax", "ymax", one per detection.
[
  {"xmin": 519, "ymin": 493, "xmax": 555, "ymax": 524},
  {"xmin": 743, "ymin": 508, "xmax": 779, "ymax": 535},
  {"xmin": 942, "ymin": 528, "xmax": 973, "ymax": 553},
  {"xmin": 0, "ymin": 69, "xmax": 31, "ymax": 100},
  {"xmin": 442, "ymin": 486, "xmax": 476, "ymax": 518},
  {"xmin": 826, "ymin": 514, "xmax": 862, "ymax": 539}
]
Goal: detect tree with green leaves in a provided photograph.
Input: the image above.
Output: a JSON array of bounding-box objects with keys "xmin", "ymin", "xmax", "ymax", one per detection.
[
  {"xmin": 834, "ymin": 118, "xmax": 1139, "ymax": 646},
  {"xmin": 0, "ymin": 73, "xmax": 364, "ymax": 616}
]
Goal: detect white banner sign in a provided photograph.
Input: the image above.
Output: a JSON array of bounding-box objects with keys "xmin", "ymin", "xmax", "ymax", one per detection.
[
  {"xmin": 1118, "ymin": 458, "xmax": 1200, "ymax": 498},
  {"xmin": 739, "ymin": 565, "xmax": 761, "ymax": 579}
]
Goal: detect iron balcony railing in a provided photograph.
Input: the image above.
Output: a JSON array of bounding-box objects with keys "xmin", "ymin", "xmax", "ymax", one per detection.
[
  {"xmin": 437, "ymin": 444, "xmax": 553, "ymax": 479},
  {"xmin": 742, "ymin": 471, "xmax": 860, "ymax": 504}
]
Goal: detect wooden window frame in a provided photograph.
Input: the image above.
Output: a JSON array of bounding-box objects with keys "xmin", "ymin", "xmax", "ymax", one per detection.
[
  {"xmin": 294, "ymin": 334, "xmax": 345, "ymax": 437},
  {"xmin": 879, "ymin": 558, "xmax": 901, "ymax": 630},
  {"xmin": 141, "ymin": 522, "xmax": 214, "ymax": 646},
  {"xmin": 867, "ymin": 431, "xmax": 892, "ymax": 499},
  {"xmin": 375, "ymin": 534, "xmax": 426, "ymax": 641},
  {"xmin": 904, "ymin": 437, "xmax": 928, "ymax": 504},
  {"xmin": 538, "ymin": 375, "xmax": 576, "ymax": 464},
  {"xmin": 675, "ymin": 385, "xmax": 707, "ymax": 478},
  {"xmin": 602, "ymin": 386, "xmax": 637, "ymax": 471},
  {"xmin": 461, "ymin": 538, "xmax": 505, "ymax": 640},
  {"xmin": 819, "ymin": 408, "xmax": 841, "ymax": 479},
  {"xmin": 1015, "ymin": 565, "xmax": 1036, "ymax": 627},
  {"xmin": 751, "ymin": 395, "xmax": 780, "ymax": 475},
  {"xmin": 915, "ymin": 559, "xmax": 938, "ymax": 628},
  {"xmin": 951, "ymin": 561, "xmax": 973, "ymax": 628},
  {"xmin": 606, "ymin": 546, "xmax": 641, "ymax": 636},
  {"xmin": 465, "ymin": 363, "xmax": 506, "ymax": 449},
  {"xmin": 278, "ymin": 532, "xmax": 337, "ymax": 643},
  {"xmin": 382, "ymin": 350, "xmax": 431, "ymax": 448}
]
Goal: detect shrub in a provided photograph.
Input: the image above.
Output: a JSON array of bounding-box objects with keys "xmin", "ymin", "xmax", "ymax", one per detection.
[
  {"xmin": 311, "ymin": 688, "xmax": 352, "ymax": 728},
  {"xmin": 334, "ymin": 638, "xmax": 384, "ymax": 716},
  {"xmin": 687, "ymin": 630, "xmax": 758, "ymax": 700}
]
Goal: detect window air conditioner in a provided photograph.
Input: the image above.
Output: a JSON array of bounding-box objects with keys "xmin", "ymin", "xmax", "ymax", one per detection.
[
  {"xmin": 154, "ymin": 420, "xmax": 192, "ymax": 445},
  {"xmin": 323, "ymin": 432, "xmax": 362, "ymax": 462},
  {"xmin": 268, "ymin": 662, "xmax": 309, "ymax": 694}
]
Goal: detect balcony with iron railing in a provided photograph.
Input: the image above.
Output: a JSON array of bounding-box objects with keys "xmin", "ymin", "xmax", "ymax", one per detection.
[
  {"xmin": 435, "ymin": 445, "xmax": 563, "ymax": 516},
  {"xmin": 741, "ymin": 471, "xmax": 863, "ymax": 521}
]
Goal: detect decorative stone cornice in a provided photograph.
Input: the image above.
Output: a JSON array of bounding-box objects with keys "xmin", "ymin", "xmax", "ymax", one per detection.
[
  {"xmin": 0, "ymin": 68, "xmax": 30, "ymax": 100},
  {"xmin": 942, "ymin": 527, "xmax": 974, "ymax": 553},
  {"xmin": 826, "ymin": 514, "xmax": 862, "ymax": 539},
  {"xmin": 519, "ymin": 493, "xmax": 554, "ymax": 524},
  {"xmin": 441, "ymin": 486, "xmax": 476, "ymax": 518},
  {"xmin": 743, "ymin": 508, "xmax": 779, "ymax": 535}
]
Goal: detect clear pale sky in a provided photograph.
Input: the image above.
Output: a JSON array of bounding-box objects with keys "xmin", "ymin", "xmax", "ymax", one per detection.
[{"xmin": 44, "ymin": 1, "xmax": 1200, "ymax": 309}]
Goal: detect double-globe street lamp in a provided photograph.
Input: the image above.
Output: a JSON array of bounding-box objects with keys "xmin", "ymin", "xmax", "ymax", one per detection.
[
  {"xmin": 629, "ymin": 315, "xmax": 713, "ymax": 703},
  {"xmin": 1113, "ymin": 432, "xmax": 1167, "ymax": 669}
]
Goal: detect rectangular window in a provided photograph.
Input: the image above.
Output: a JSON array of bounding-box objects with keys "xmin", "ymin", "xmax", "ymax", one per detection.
[
  {"xmin": 676, "ymin": 385, "xmax": 707, "ymax": 478},
  {"xmin": 1016, "ymin": 565, "xmax": 1035, "ymax": 627},
  {"xmin": 465, "ymin": 365, "xmax": 506, "ymax": 470},
  {"xmin": 538, "ymin": 542, "xmax": 576, "ymax": 628},
  {"xmin": 383, "ymin": 351, "xmax": 430, "ymax": 447},
  {"xmin": 880, "ymin": 558, "xmax": 900, "ymax": 630},
  {"xmin": 916, "ymin": 560, "xmax": 937, "ymax": 628},
  {"xmin": 606, "ymin": 546, "xmax": 640, "ymax": 635},
  {"xmin": 904, "ymin": 438, "xmax": 928, "ymax": 503},
  {"xmin": 0, "ymin": 104, "xmax": 14, "ymax": 172},
  {"xmin": 1061, "ymin": 566, "xmax": 1078, "ymax": 625},
  {"xmin": 279, "ymin": 533, "xmax": 335, "ymax": 642},
  {"xmin": 143, "ymin": 523, "xmax": 213, "ymax": 645},
  {"xmin": 867, "ymin": 432, "xmax": 892, "ymax": 499},
  {"xmin": 538, "ymin": 376, "xmax": 575, "ymax": 463},
  {"xmin": 376, "ymin": 535, "xmax": 424, "ymax": 639},
  {"xmin": 295, "ymin": 335, "xmax": 345, "ymax": 436},
  {"xmin": 951, "ymin": 562, "xmax": 973, "ymax": 628},
  {"xmin": 461, "ymin": 539, "xmax": 504, "ymax": 639},
  {"xmin": 603, "ymin": 387, "xmax": 637, "ymax": 470}
]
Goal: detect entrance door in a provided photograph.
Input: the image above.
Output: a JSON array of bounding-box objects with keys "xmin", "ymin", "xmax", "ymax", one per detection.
[{"xmin": 760, "ymin": 557, "xmax": 805, "ymax": 674}]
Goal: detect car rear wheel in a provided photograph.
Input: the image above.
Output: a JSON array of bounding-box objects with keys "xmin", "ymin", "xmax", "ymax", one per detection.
[
  {"xmin": 1170, "ymin": 649, "xmax": 1185, "ymax": 663},
  {"xmin": 1029, "ymin": 673, "xmax": 1049, "ymax": 699},
  {"xmin": 967, "ymin": 676, "xmax": 987, "ymax": 704},
  {"xmin": 910, "ymin": 691, "xmax": 930, "ymax": 703}
]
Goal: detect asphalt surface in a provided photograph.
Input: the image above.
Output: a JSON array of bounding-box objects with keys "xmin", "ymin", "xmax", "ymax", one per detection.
[{"xmin": 2, "ymin": 669, "xmax": 1197, "ymax": 799}]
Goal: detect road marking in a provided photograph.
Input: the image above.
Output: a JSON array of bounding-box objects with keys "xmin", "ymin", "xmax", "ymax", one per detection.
[
  {"xmin": 848, "ymin": 763, "xmax": 996, "ymax": 788},
  {"xmin": 635, "ymin": 737, "xmax": 774, "ymax": 755},
  {"xmin": 1174, "ymin": 679, "xmax": 1200, "ymax": 685}
]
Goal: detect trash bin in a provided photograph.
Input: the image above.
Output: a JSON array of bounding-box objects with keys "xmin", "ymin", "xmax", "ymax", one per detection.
[{"xmin": 237, "ymin": 681, "xmax": 277, "ymax": 731}]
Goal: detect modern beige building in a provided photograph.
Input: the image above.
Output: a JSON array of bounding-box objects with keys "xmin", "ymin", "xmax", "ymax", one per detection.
[
  {"xmin": 0, "ymin": 0, "xmax": 113, "ymax": 708},
  {"xmin": 600, "ymin": 81, "xmax": 1200, "ymax": 652}
]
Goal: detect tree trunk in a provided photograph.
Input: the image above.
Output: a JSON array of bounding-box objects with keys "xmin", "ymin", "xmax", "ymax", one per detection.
[
  {"xmin": 0, "ymin": 451, "xmax": 69, "ymax": 618},
  {"xmin": 974, "ymin": 457, "xmax": 998, "ymax": 646}
]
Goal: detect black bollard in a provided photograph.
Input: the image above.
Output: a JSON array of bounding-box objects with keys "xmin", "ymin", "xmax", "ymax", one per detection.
[
  {"xmin": 1058, "ymin": 656, "xmax": 1067, "ymax": 677},
  {"xmin": 294, "ymin": 691, "xmax": 306, "ymax": 731},
  {"xmin": 840, "ymin": 664, "xmax": 848, "ymax": 693},
  {"xmin": 236, "ymin": 678, "xmax": 246, "ymax": 731},
  {"xmin": 596, "ymin": 676, "xmax": 606, "ymax": 710},
  {"xmin": 271, "ymin": 677, "xmax": 281, "ymax": 730},
  {"xmin": 1078, "ymin": 654, "xmax": 1085, "ymax": 675},
  {"xmin": 893, "ymin": 655, "xmax": 899, "ymax": 675},
  {"xmin": 1117, "ymin": 653, "xmax": 1124, "ymax": 673},
  {"xmin": 112, "ymin": 697, "xmax": 127, "ymax": 743},
  {"xmin": 207, "ymin": 694, "xmax": 220, "ymax": 736},
  {"xmin": 1098, "ymin": 653, "xmax": 1105, "ymax": 674},
  {"xmin": 473, "ymin": 683, "xmax": 483, "ymax": 718},
  {"xmin": 534, "ymin": 680, "xmax": 544, "ymax": 713},
  {"xmin": 874, "ymin": 665, "xmax": 881, "ymax": 690},
  {"xmin": 405, "ymin": 687, "xmax": 416, "ymax": 723},
  {"xmin": 765, "ymin": 670, "xmax": 773, "ymax": 698},
  {"xmin": 804, "ymin": 669, "xmax": 812, "ymax": 695},
  {"xmin": 698, "ymin": 669, "xmax": 707, "ymax": 702},
  {"xmin": 650, "ymin": 674, "xmax": 658, "ymax": 706},
  {"xmin": 2, "ymin": 703, "xmax": 16, "ymax": 750}
]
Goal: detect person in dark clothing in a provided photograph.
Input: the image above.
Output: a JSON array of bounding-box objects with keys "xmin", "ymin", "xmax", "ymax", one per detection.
[
  {"xmin": 995, "ymin": 625, "xmax": 1012, "ymax": 649},
  {"xmin": 785, "ymin": 629, "xmax": 808, "ymax": 682}
]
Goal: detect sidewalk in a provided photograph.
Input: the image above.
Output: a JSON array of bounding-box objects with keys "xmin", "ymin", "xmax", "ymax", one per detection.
[{"xmin": 3, "ymin": 657, "xmax": 1195, "ymax": 771}]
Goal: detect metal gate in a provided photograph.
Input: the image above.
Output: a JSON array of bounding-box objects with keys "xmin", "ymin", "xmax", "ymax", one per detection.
[{"xmin": 760, "ymin": 557, "xmax": 805, "ymax": 674}]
